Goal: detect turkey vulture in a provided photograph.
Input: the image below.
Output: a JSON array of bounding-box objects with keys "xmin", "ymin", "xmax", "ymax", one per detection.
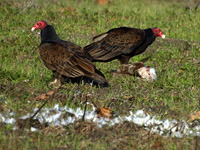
[
  {"xmin": 31, "ymin": 20, "xmax": 108, "ymax": 87},
  {"xmin": 84, "ymin": 27, "xmax": 165, "ymax": 64}
]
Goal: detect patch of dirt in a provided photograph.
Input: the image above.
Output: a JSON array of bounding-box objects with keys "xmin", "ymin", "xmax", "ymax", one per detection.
[
  {"xmin": 66, "ymin": 120, "xmax": 151, "ymax": 149},
  {"xmin": 1, "ymin": 119, "xmax": 199, "ymax": 149}
]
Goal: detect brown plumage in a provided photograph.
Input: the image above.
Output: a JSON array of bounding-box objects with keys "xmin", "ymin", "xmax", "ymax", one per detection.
[
  {"xmin": 84, "ymin": 27, "xmax": 165, "ymax": 64},
  {"xmin": 32, "ymin": 20, "xmax": 108, "ymax": 87}
]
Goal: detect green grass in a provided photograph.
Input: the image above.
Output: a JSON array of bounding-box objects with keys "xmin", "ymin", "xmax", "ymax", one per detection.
[{"xmin": 0, "ymin": 0, "xmax": 200, "ymax": 149}]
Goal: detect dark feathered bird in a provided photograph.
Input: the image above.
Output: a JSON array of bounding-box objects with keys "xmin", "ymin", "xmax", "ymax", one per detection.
[
  {"xmin": 31, "ymin": 20, "xmax": 108, "ymax": 87},
  {"xmin": 84, "ymin": 27, "xmax": 165, "ymax": 64}
]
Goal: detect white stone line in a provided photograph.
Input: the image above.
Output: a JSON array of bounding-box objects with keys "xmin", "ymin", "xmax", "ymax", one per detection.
[{"xmin": 0, "ymin": 104, "xmax": 199, "ymax": 138}]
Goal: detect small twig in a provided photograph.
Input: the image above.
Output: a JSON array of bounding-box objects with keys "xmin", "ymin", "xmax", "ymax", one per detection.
[
  {"xmin": 141, "ymin": 124, "xmax": 153, "ymax": 144},
  {"xmin": 82, "ymin": 97, "xmax": 88, "ymax": 121},
  {"xmin": 194, "ymin": 136, "xmax": 199, "ymax": 150},
  {"xmin": 30, "ymin": 98, "xmax": 49, "ymax": 120},
  {"xmin": 162, "ymin": 123, "xmax": 179, "ymax": 136},
  {"xmin": 30, "ymin": 87, "xmax": 60, "ymax": 120},
  {"xmin": 195, "ymin": 2, "xmax": 200, "ymax": 12},
  {"xmin": 107, "ymin": 98, "xmax": 115, "ymax": 108}
]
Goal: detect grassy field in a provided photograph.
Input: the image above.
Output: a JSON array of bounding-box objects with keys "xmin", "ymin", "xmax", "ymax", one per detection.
[{"xmin": 0, "ymin": 0, "xmax": 200, "ymax": 149}]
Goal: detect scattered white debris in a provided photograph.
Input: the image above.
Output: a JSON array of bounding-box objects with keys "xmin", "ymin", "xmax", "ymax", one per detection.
[
  {"xmin": 0, "ymin": 104, "xmax": 199, "ymax": 138},
  {"xmin": 24, "ymin": 79, "xmax": 30, "ymax": 83},
  {"xmin": 0, "ymin": 111, "xmax": 16, "ymax": 125},
  {"xmin": 31, "ymin": 127, "xmax": 38, "ymax": 132}
]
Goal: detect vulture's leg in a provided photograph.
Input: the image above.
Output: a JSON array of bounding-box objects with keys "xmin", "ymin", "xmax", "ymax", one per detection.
[
  {"xmin": 119, "ymin": 55, "xmax": 130, "ymax": 65},
  {"xmin": 49, "ymin": 78, "xmax": 58, "ymax": 85},
  {"xmin": 49, "ymin": 72, "xmax": 62, "ymax": 87}
]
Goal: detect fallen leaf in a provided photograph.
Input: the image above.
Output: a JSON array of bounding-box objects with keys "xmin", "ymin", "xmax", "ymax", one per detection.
[
  {"xmin": 96, "ymin": 106, "xmax": 111, "ymax": 118},
  {"xmin": 190, "ymin": 111, "xmax": 200, "ymax": 121},
  {"xmin": 46, "ymin": 90, "xmax": 56, "ymax": 96},
  {"xmin": 35, "ymin": 94, "xmax": 48, "ymax": 100},
  {"xmin": 98, "ymin": 0, "xmax": 108, "ymax": 5},
  {"xmin": 67, "ymin": 6, "xmax": 75, "ymax": 13},
  {"xmin": 29, "ymin": 90, "xmax": 56, "ymax": 100}
]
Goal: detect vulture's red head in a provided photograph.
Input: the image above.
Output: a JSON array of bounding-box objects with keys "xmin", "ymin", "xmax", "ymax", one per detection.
[
  {"xmin": 152, "ymin": 27, "xmax": 165, "ymax": 39},
  {"xmin": 31, "ymin": 20, "xmax": 48, "ymax": 31}
]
